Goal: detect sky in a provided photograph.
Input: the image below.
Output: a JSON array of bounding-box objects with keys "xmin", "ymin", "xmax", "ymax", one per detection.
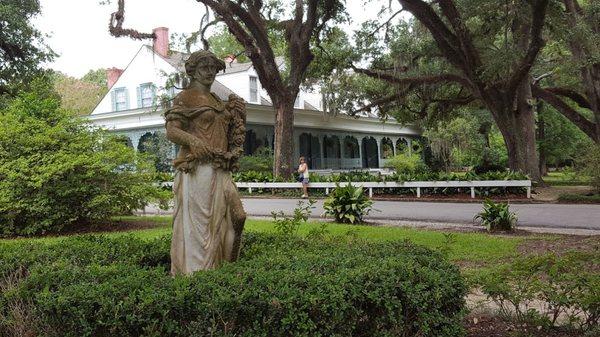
[{"xmin": 33, "ymin": 0, "xmax": 396, "ymax": 78}]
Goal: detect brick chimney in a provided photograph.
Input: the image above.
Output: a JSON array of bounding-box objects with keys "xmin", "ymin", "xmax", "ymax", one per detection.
[
  {"xmin": 224, "ymin": 54, "xmax": 238, "ymax": 64},
  {"xmin": 153, "ymin": 27, "xmax": 169, "ymax": 58},
  {"xmin": 106, "ymin": 67, "xmax": 124, "ymax": 88}
]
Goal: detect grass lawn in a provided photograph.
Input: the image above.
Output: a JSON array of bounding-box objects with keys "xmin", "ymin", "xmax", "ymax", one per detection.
[{"xmin": 543, "ymin": 171, "xmax": 590, "ymax": 186}]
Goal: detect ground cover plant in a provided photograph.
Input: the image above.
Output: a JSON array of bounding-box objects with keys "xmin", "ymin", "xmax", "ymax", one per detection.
[
  {"xmin": 474, "ymin": 200, "xmax": 517, "ymax": 232},
  {"xmin": 323, "ymin": 183, "xmax": 373, "ymax": 224},
  {"xmin": 476, "ymin": 252, "xmax": 599, "ymax": 334},
  {"xmin": 0, "ymin": 231, "xmax": 467, "ymax": 337}
]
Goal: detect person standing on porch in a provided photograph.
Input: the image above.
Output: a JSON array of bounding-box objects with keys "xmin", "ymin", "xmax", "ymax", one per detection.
[{"xmin": 298, "ymin": 156, "xmax": 309, "ymax": 198}]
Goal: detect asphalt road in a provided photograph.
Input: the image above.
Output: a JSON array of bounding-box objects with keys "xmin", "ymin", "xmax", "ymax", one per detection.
[{"xmin": 241, "ymin": 198, "xmax": 600, "ymax": 230}]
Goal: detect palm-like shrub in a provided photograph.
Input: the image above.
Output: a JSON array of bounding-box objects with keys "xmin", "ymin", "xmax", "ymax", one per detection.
[
  {"xmin": 323, "ymin": 183, "xmax": 373, "ymax": 224},
  {"xmin": 474, "ymin": 199, "xmax": 517, "ymax": 232}
]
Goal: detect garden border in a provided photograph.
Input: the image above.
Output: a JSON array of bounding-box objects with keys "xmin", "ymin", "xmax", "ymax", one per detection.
[{"xmin": 235, "ymin": 180, "xmax": 532, "ymax": 198}]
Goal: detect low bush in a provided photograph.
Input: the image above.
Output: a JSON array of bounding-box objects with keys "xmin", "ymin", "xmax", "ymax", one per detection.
[
  {"xmin": 383, "ymin": 153, "xmax": 427, "ymax": 174},
  {"xmin": 238, "ymin": 146, "xmax": 273, "ymax": 173},
  {"xmin": 474, "ymin": 199, "xmax": 517, "ymax": 232},
  {"xmin": 476, "ymin": 251, "xmax": 599, "ymax": 332},
  {"xmin": 323, "ymin": 183, "xmax": 373, "ymax": 224},
  {"xmin": 0, "ymin": 233, "xmax": 467, "ymax": 337},
  {"xmin": 271, "ymin": 199, "xmax": 316, "ymax": 236}
]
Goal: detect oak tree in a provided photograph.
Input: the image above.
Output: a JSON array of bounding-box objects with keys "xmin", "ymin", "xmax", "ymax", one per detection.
[
  {"xmin": 351, "ymin": 0, "xmax": 550, "ymax": 181},
  {"xmin": 0, "ymin": 0, "xmax": 54, "ymax": 96}
]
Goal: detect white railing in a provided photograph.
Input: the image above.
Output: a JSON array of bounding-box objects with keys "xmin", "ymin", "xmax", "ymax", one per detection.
[{"xmin": 235, "ymin": 180, "xmax": 532, "ymax": 198}]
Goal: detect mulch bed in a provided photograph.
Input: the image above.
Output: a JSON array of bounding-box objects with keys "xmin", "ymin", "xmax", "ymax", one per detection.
[{"xmin": 465, "ymin": 315, "xmax": 583, "ymax": 337}]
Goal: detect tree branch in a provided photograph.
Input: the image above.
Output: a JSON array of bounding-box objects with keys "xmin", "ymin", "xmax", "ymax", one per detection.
[
  {"xmin": 365, "ymin": 9, "xmax": 404, "ymax": 39},
  {"xmin": 354, "ymin": 90, "xmax": 411, "ymax": 113},
  {"xmin": 532, "ymin": 85, "xmax": 598, "ymax": 141},
  {"xmin": 545, "ymin": 87, "xmax": 592, "ymax": 109},
  {"xmin": 353, "ymin": 66, "xmax": 472, "ymax": 88},
  {"xmin": 108, "ymin": 0, "xmax": 155, "ymax": 40},
  {"xmin": 397, "ymin": 0, "xmax": 465, "ymax": 71},
  {"xmin": 506, "ymin": 0, "xmax": 549, "ymax": 95}
]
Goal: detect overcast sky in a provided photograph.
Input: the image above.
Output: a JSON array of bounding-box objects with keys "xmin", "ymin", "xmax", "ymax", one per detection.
[{"xmin": 33, "ymin": 0, "xmax": 396, "ymax": 78}]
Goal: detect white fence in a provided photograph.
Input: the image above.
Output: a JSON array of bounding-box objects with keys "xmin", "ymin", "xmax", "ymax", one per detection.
[{"xmin": 235, "ymin": 180, "xmax": 532, "ymax": 198}]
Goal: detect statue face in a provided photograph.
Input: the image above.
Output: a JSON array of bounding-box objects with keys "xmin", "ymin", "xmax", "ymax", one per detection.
[{"xmin": 194, "ymin": 61, "xmax": 219, "ymax": 86}]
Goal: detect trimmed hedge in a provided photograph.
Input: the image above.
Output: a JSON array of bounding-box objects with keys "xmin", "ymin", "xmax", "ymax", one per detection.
[{"xmin": 1, "ymin": 233, "xmax": 466, "ymax": 337}]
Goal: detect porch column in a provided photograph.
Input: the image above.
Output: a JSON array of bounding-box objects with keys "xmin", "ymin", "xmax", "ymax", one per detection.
[
  {"xmin": 391, "ymin": 137, "xmax": 399, "ymax": 156},
  {"xmin": 407, "ymin": 138, "xmax": 413, "ymax": 155},
  {"xmin": 319, "ymin": 133, "xmax": 326, "ymax": 169},
  {"xmin": 375, "ymin": 136, "xmax": 383, "ymax": 168},
  {"xmin": 358, "ymin": 136, "xmax": 364, "ymax": 168},
  {"xmin": 130, "ymin": 132, "xmax": 142, "ymax": 152}
]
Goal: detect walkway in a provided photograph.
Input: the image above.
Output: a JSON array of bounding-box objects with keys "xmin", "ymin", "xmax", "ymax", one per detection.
[{"xmin": 241, "ymin": 198, "xmax": 600, "ymax": 230}]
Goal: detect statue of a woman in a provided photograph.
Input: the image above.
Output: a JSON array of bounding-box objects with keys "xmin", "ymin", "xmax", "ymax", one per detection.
[{"xmin": 164, "ymin": 50, "xmax": 246, "ymax": 275}]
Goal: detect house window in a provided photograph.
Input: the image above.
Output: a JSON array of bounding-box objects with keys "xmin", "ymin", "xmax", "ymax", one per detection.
[
  {"xmin": 137, "ymin": 83, "xmax": 155, "ymax": 108},
  {"xmin": 112, "ymin": 87, "xmax": 129, "ymax": 111},
  {"xmin": 249, "ymin": 76, "xmax": 258, "ymax": 102}
]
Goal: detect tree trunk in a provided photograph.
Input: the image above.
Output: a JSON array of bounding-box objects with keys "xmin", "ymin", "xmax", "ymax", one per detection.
[
  {"xmin": 537, "ymin": 101, "xmax": 548, "ymax": 176},
  {"xmin": 273, "ymin": 99, "xmax": 295, "ymax": 178},
  {"xmin": 487, "ymin": 85, "xmax": 541, "ymax": 182}
]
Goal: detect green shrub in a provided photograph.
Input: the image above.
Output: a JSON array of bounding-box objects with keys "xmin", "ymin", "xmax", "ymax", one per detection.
[
  {"xmin": 384, "ymin": 153, "xmax": 427, "ymax": 174},
  {"xmin": 476, "ymin": 252, "xmax": 599, "ymax": 332},
  {"xmin": 323, "ymin": 183, "xmax": 373, "ymax": 224},
  {"xmin": 474, "ymin": 199, "xmax": 517, "ymax": 232},
  {"xmin": 0, "ymin": 233, "xmax": 467, "ymax": 337},
  {"xmin": 271, "ymin": 199, "xmax": 315, "ymax": 237},
  {"xmin": 577, "ymin": 145, "xmax": 600, "ymax": 192},
  {"xmin": 239, "ymin": 146, "xmax": 273, "ymax": 172},
  {"xmin": 0, "ymin": 82, "xmax": 161, "ymax": 236}
]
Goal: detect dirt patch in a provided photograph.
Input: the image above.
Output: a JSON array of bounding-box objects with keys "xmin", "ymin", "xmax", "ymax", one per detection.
[
  {"xmin": 517, "ymin": 235, "xmax": 600, "ymax": 256},
  {"xmin": 465, "ymin": 315, "xmax": 583, "ymax": 337},
  {"xmin": 533, "ymin": 186, "xmax": 595, "ymax": 202}
]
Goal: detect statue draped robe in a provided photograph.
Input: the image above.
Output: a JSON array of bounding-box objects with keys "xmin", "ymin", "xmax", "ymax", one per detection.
[{"xmin": 165, "ymin": 89, "xmax": 246, "ymax": 275}]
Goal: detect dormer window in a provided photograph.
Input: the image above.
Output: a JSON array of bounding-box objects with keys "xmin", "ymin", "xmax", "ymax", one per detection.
[
  {"xmin": 137, "ymin": 83, "xmax": 156, "ymax": 108},
  {"xmin": 111, "ymin": 87, "xmax": 129, "ymax": 112},
  {"xmin": 249, "ymin": 76, "xmax": 258, "ymax": 102}
]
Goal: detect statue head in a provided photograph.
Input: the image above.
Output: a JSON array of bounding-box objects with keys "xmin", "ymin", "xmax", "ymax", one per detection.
[{"xmin": 185, "ymin": 50, "xmax": 226, "ymax": 87}]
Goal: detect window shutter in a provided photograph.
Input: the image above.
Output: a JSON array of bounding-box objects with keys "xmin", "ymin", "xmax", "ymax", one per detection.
[
  {"xmin": 124, "ymin": 88, "xmax": 130, "ymax": 110},
  {"xmin": 111, "ymin": 90, "xmax": 117, "ymax": 111},
  {"xmin": 136, "ymin": 86, "xmax": 142, "ymax": 108},
  {"xmin": 151, "ymin": 85, "xmax": 157, "ymax": 105}
]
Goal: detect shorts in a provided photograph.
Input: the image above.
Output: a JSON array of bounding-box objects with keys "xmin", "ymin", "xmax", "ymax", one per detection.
[{"xmin": 302, "ymin": 178, "xmax": 309, "ymax": 184}]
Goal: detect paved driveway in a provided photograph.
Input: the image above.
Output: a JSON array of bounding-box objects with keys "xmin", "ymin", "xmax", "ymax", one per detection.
[{"xmin": 241, "ymin": 198, "xmax": 600, "ymax": 230}]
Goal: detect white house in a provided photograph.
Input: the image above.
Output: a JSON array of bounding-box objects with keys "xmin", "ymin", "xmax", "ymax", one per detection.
[{"xmin": 89, "ymin": 27, "xmax": 421, "ymax": 171}]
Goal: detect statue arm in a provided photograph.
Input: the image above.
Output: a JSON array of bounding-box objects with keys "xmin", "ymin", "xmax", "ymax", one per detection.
[{"xmin": 165, "ymin": 120, "xmax": 209, "ymax": 158}]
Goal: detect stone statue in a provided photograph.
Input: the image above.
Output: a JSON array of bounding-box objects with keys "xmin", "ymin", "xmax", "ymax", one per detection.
[{"xmin": 164, "ymin": 50, "xmax": 246, "ymax": 275}]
